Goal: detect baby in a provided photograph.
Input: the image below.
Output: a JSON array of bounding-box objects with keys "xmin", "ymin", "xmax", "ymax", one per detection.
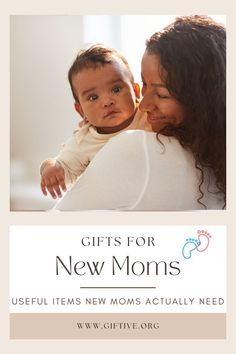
[{"xmin": 40, "ymin": 44, "xmax": 151, "ymax": 199}]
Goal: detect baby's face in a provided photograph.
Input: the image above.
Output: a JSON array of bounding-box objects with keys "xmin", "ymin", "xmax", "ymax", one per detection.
[{"xmin": 72, "ymin": 60, "xmax": 139, "ymax": 133}]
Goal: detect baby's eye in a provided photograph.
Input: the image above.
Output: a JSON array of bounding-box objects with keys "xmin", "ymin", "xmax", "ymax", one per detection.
[
  {"xmin": 112, "ymin": 86, "xmax": 121, "ymax": 93},
  {"xmin": 88, "ymin": 94, "xmax": 98, "ymax": 101}
]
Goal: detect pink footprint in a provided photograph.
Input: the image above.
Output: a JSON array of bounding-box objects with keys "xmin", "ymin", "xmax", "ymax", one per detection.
[{"xmin": 196, "ymin": 230, "xmax": 211, "ymax": 252}]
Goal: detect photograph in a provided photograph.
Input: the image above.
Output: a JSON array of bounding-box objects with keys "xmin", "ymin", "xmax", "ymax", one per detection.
[{"xmin": 10, "ymin": 15, "xmax": 226, "ymax": 211}]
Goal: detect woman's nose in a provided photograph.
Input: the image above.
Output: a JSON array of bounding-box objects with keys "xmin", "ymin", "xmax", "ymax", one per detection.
[{"xmin": 139, "ymin": 93, "xmax": 152, "ymax": 112}]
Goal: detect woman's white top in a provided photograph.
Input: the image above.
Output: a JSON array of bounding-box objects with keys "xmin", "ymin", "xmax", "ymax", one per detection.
[{"xmin": 55, "ymin": 130, "xmax": 224, "ymax": 211}]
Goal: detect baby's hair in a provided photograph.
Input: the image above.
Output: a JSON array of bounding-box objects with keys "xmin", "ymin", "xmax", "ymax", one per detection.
[{"xmin": 68, "ymin": 44, "xmax": 134, "ymax": 102}]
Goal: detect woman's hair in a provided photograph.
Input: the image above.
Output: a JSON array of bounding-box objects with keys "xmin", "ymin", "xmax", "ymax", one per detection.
[
  {"xmin": 68, "ymin": 44, "xmax": 134, "ymax": 102},
  {"xmin": 146, "ymin": 15, "xmax": 226, "ymax": 207}
]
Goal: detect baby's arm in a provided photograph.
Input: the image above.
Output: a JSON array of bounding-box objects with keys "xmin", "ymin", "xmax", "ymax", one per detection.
[
  {"xmin": 40, "ymin": 129, "xmax": 89, "ymax": 198},
  {"xmin": 40, "ymin": 159, "xmax": 67, "ymax": 199}
]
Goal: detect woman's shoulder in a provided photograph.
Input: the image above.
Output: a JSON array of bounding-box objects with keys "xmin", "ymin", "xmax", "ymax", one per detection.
[
  {"xmin": 111, "ymin": 129, "xmax": 149, "ymax": 141},
  {"xmin": 108, "ymin": 129, "xmax": 182, "ymax": 144},
  {"xmin": 107, "ymin": 130, "xmax": 158, "ymax": 148},
  {"xmin": 101, "ymin": 129, "xmax": 148, "ymax": 154},
  {"xmin": 107, "ymin": 130, "xmax": 189, "ymax": 156}
]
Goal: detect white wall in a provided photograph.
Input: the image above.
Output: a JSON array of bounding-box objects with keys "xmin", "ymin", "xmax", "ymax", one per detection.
[
  {"xmin": 11, "ymin": 16, "xmax": 85, "ymax": 178},
  {"xmin": 10, "ymin": 16, "xmax": 85, "ymax": 210}
]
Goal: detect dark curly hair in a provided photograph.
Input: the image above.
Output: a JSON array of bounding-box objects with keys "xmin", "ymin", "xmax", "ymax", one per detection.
[{"xmin": 145, "ymin": 15, "xmax": 226, "ymax": 208}]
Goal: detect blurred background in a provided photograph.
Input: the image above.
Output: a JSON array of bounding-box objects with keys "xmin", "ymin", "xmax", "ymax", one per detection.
[{"xmin": 10, "ymin": 15, "xmax": 226, "ymax": 211}]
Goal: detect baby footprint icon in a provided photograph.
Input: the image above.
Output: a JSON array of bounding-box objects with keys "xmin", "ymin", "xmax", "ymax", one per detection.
[
  {"xmin": 182, "ymin": 238, "xmax": 200, "ymax": 259},
  {"xmin": 196, "ymin": 230, "xmax": 211, "ymax": 252}
]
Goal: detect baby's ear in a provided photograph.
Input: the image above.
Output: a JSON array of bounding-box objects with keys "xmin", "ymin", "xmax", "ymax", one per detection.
[
  {"xmin": 133, "ymin": 83, "xmax": 140, "ymax": 100},
  {"xmin": 74, "ymin": 102, "xmax": 84, "ymax": 118}
]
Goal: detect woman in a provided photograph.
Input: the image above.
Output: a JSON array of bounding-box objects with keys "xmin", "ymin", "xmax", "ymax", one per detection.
[{"xmin": 55, "ymin": 15, "xmax": 226, "ymax": 211}]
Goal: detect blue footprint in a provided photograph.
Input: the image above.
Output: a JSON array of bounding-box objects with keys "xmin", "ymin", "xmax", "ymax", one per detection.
[{"xmin": 182, "ymin": 238, "xmax": 200, "ymax": 259}]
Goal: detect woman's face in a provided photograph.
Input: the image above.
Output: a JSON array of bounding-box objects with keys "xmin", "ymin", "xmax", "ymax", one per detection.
[{"xmin": 140, "ymin": 51, "xmax": 185, "ymax": 132}]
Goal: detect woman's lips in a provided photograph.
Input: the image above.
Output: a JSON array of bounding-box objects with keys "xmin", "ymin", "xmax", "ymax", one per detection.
[{"xmin": 147, "ymin": 114, "xmax": 165, "ymax": 122}]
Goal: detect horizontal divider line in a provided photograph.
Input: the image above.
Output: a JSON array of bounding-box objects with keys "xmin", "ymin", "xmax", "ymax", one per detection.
[{"xmin": 80, "ymin": 286, "xmax": 156, "ymax": 289}]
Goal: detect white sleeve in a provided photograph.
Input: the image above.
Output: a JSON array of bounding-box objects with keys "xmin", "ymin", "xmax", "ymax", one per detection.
[
  {"xmin": 55, "ymin": 130, "xmax": 148, "ymax": 211},
  {"xmin": 55, "ymin": 133, "xmax": 88, "ymax": 185}
]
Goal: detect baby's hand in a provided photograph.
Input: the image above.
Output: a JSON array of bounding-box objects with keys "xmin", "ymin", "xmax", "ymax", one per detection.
[{"xmin": 40, "ymin": 160, "xmax": 67, "ymax": 199}]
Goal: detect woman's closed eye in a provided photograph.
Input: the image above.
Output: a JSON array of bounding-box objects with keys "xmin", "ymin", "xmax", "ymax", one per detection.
[{"xmin": 155, "ymin": 92, "xmax": 171, "ymax": 99}]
